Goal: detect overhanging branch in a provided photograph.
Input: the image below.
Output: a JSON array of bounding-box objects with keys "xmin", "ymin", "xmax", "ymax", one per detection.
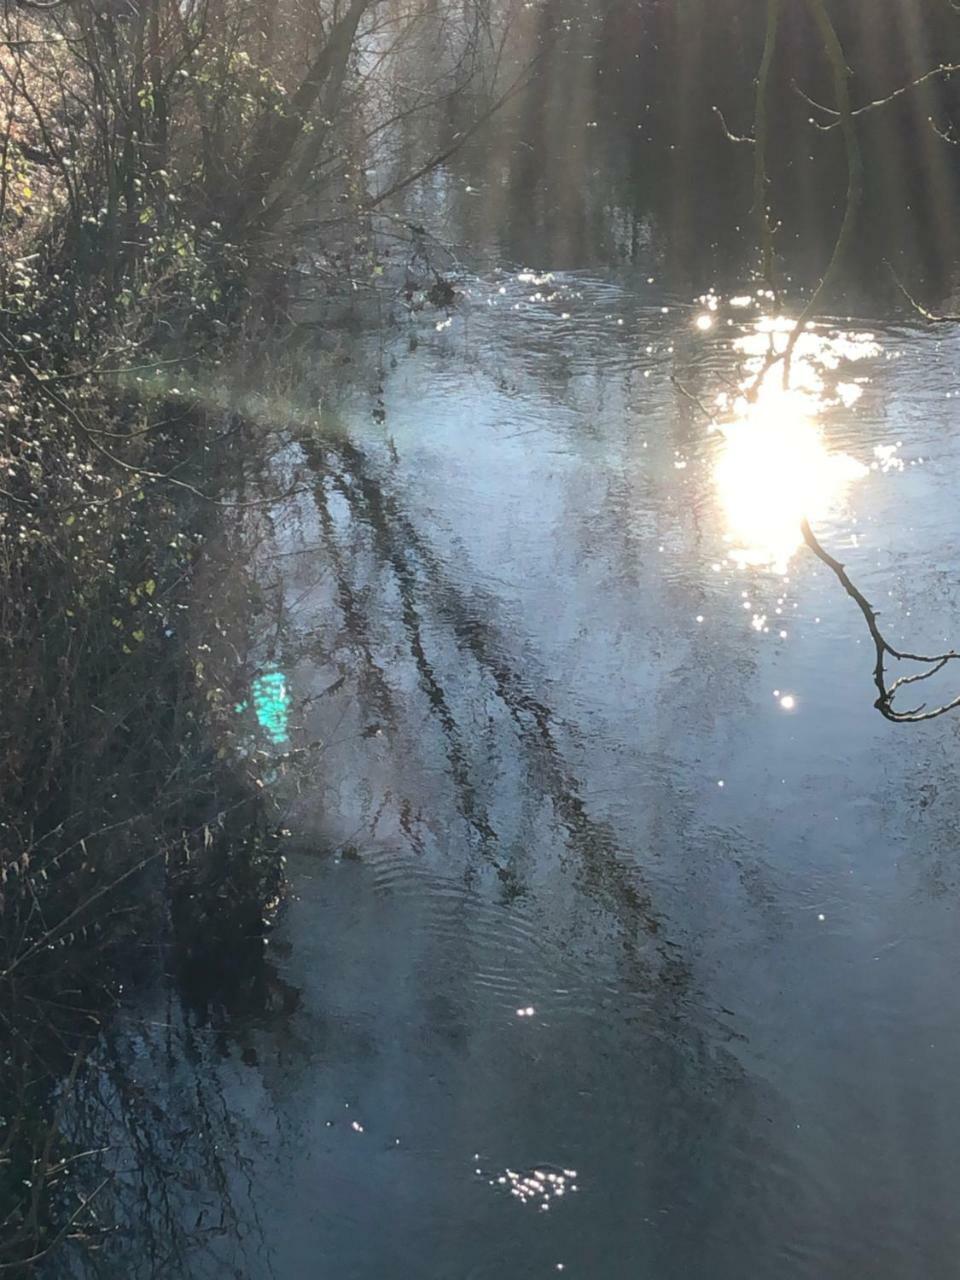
[
  {"xmin": 801, "ymin": 519, "xmax": 960, "ymax": 722},
  {"xmin": 794, "ymin": 62, "xmax": 960, "ymax": 131}
]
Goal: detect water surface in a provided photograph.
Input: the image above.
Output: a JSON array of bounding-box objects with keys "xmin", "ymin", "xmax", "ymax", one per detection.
[{"xmin": 69, "ymin": 266, "xmax": 960, "ymax": 1279}]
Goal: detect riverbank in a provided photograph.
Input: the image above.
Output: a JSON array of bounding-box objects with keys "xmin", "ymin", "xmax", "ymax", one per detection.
[{"xmin": 0, "ymin": 245, "xmax": 297, "ymax": 1263}]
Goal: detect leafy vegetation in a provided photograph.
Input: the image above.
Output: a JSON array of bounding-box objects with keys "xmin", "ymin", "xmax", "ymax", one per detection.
[{"xmin": 0, "ymin": 0, "xmax": 524, "ymax": 1265}]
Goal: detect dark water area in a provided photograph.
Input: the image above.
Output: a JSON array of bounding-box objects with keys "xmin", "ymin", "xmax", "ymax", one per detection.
[
  {"xmin": 50, "ymin": 7, "xmax": 960, "ymax": 1278},
  {"xmin": 415, "ymin": 0, "xmax": 960, "ymax": 296}
]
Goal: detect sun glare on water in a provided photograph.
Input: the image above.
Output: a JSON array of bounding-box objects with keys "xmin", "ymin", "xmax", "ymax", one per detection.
[
  {"xmin": 715, "ymin": 395, "xmax": 866, "ymax": 571},
  {"xmin": 713, "ymin": 319, "xmax": 877, "ymax": 572}
]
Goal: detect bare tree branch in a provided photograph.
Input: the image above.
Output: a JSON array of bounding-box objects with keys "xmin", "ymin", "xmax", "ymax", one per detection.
[
  {"xmin": 711, "ymin": 104, "xmax": 754, "ymax": 145},
  {"xmin": 794, "ymin": 62, "xmax": 960, "ymax": 130},
  {"xmin": 929, "ymin": 115, "xmax": 960, "ymax": 144},
  {"xmin": 801, "ymin": 519, "xmax": 960, "ymax": 722},
  {"xmin": 361, "ymin": 57, "xmax": 538, "ymax": 212},
  {"xmin": 885, "ymin": 260, "xmax": 960, "ymax": 323}
]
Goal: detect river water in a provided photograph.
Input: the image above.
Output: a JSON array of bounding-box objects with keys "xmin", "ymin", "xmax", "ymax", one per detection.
[{"xmin": 61, "ymin": 210, "xmax": 960, "ymax": 1276}]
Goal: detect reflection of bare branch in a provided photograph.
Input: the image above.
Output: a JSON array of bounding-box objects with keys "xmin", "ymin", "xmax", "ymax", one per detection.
[
  {"xmin": 361, "ymin": 58, "xmax": 539, "ymax": 212},
  {"xmin": 711, "ymin": 105, "xmax": 754, "ymax": 146},
  {"xmin": 306, "ymin": 439, "xmax": 662, "ymax": 939},
  {"xmin": 780, "ymin": 0, "xmax": 861, "ymax": 386},
  {"xmin": 753, "ymin": 0, "xmax": 782, "ymax": 295},
  {"xmin": 885, "ymin": 260, "xmax": 960, "ymax": 323},
  {"xmin": 929, "ymin": 115, "xmax": 960, "ymax": 145},
  {"xmin": 713, "ymin": 0, "xmax": 780, "ymax": 293},
  {"xmin": 800, "ymin": 519, "xmax": 960, "ymax": 722},
  {"xmin": 794, "ymin": 62, "xmax": 960, "ymax": 131},
  {"xmin": 670, "ymin": 374, "xmax": 715, "ymax": 422},
  {"xmin": 717, "ymin": 0, "xmax": 860, "ymax": 393}
]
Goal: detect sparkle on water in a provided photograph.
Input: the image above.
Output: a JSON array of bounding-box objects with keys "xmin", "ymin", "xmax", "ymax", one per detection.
[
  {"xmin": 488, "ymin": 1166, "xmax": 579, "ymax": 1210},
  {"xmin": 713, "ymin": 319, "xmax": 877, "ymax": 572}
]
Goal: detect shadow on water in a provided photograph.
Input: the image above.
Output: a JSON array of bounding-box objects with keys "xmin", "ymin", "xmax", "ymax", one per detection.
[
  {"xmin": 315, "ymin": 435, "xmax": 666, "ymax": 946},
  {"xmin": 49, "ymin": 305, "xmax": 777, "ymax": 1279}
]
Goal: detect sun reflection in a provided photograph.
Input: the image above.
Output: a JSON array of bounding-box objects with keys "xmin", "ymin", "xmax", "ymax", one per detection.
[
  {"xmin": 715, "ymin": 402, "xmax": 865, "ymax": 571},
  {"xmin": 713, "ymin": 319, "xmax": 876, "ymax": 572}
]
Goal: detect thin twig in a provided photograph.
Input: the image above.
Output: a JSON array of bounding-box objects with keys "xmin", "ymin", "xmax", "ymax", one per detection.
[
  {"xmin": 929, "ymin": 115, "xmax": 960, "ymax": 145},
  {"xmin": 670, "ymin": 375, "xmax": 715, "ymax": 422},
  {"xmin": 711, "ymin": 105, "xmax": 754, "ymax": 145},
  {"xmin": 794, "ymin": 62, "xmax": 960, "ymax": 131},
  {"xmin": 801, "ymin": 519, "xmax": 960, "ymax": 721},
  {"xmin": 0, "ymin": 1179, "xmax": 111, "ymax": 1271},
  {"xmin": 885, "ymin": 260, "xmax": 960, "ymax": 323}
]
